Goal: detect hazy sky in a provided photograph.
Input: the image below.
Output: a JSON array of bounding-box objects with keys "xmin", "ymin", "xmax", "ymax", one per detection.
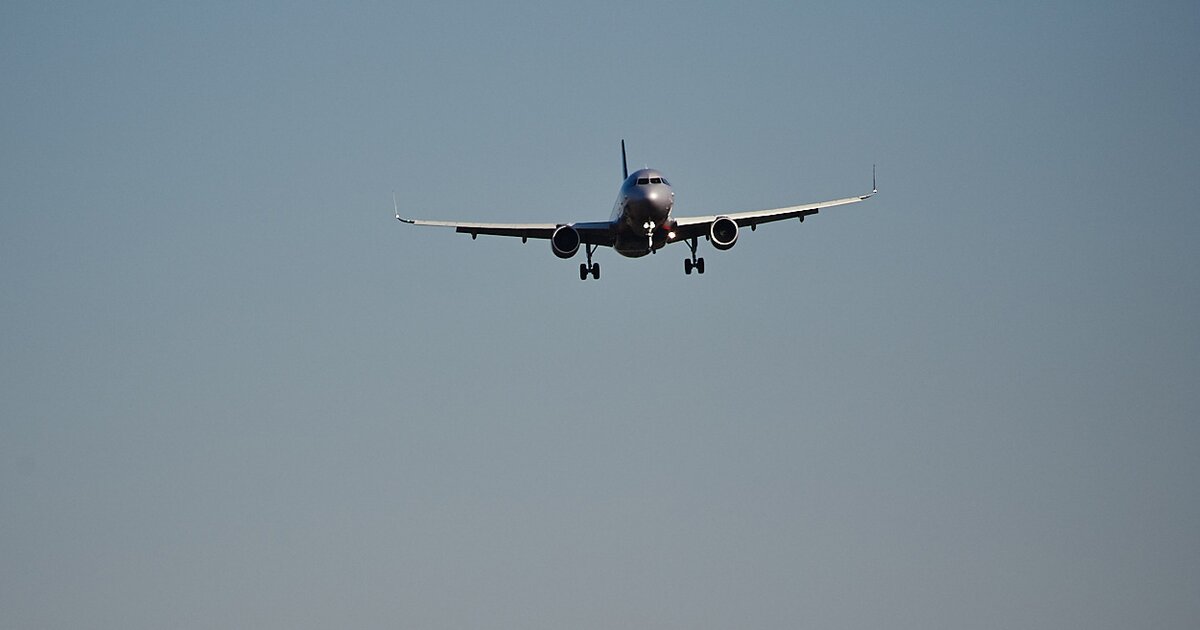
[{"xmin": 2, "ymin": 2, "xmax": 1198, "ymax": 628}]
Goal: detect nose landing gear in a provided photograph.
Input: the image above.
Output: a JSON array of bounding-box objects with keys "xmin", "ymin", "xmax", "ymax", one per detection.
[{"xmin": 683, "ymin": 237, "xmax": 705, "ymax": 275}]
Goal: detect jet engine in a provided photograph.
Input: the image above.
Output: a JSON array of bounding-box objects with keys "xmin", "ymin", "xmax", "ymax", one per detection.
[
  {"xmin": 551, "ymin": 225, "xmax": 581, "ymax": 259},
  {"xmin": 709, "ymin": 216, "xmax": 739, "ymax": 251}
]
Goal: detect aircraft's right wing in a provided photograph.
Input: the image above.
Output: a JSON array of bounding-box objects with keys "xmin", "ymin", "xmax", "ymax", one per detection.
[
  {"xmin": 397, "ymin": 217, "xmax": 557, "ymax": 240},
  {"xmin": 396, "ymin": 210, "xmax": 616, "ymax": 246}
]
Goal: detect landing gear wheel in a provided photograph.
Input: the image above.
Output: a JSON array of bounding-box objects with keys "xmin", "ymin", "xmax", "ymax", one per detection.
[
  {"xmin": 579, "ymin": 245, "xmax": 601, "ymax": 280},
  {"xmin": 684, "ymin": 237, "xmax": 704, "ymax": 276}
]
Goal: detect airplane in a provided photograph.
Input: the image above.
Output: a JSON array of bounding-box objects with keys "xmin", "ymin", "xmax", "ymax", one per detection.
[{"xmin": 395, "ymin": 141, "xmax": 876, "ymax": 280}]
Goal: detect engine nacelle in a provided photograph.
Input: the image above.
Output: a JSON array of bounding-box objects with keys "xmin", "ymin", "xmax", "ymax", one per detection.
[
  {"xmin": 709, "ymin": 216, "xmax": 739, "ymax": 251},
  {"xmin": 551, "ymin": 225, "xmax": 581, "ymax": 259}
]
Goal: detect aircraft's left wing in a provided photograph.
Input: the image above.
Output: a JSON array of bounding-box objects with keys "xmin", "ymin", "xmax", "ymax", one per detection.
[
  {"xmin": 671, "ymin": 167, "xmax": 877, "ymax": 242},
  {"xmin": 671, "ymin": 190, "xmax": 876, "ymax": 240}
]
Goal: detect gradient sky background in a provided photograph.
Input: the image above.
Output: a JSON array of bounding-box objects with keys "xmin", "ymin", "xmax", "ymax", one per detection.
[{"xmin": 2, "ymin": 2, "xmax": 1198, "ymax": 628}]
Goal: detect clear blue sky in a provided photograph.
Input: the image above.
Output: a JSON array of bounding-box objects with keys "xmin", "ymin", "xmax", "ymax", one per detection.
[{"xmin": 2, "ymin": 2, "xmax": 1198, "ymax": 628}]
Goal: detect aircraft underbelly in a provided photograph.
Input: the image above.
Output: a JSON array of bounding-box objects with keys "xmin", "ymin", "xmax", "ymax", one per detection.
[
  {"xmin": 613, "ymin": 231, "xmax": 669, "ymax": 258},
  {"xmin": 614, "ymin": 243, "xmax": 650, "ymax": 258}
]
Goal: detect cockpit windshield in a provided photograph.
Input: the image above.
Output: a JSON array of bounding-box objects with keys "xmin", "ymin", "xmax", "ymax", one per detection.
[{"xmin": 635, "ymin": 176, "xmax": 669, "ymax": 186}]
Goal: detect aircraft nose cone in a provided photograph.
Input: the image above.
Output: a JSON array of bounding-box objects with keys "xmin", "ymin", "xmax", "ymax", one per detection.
[
  {"xmin": 654, "ymin": 187, "xmax": 673, "ymax": 213},
  {"xmin": 626, "ymin": 183, "xmax": 672, "ymax": 225}
]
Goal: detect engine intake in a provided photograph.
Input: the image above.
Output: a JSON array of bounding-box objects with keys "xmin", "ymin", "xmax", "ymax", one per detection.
[
  {"xmin": 709, "ymin": 216, "xmax": 739, "ymax": 251},
  {"xmin": 551, "ymin": 225, "xmax": 581, "ymax": 259}
]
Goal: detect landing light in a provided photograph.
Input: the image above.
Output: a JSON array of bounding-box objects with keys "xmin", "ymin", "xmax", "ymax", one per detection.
[{"xmin": 668, "ymin": 231, "xmax": 676, "ymax": 239}]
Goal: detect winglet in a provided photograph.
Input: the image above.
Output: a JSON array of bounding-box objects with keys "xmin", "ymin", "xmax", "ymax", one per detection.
[
  {"xmin": 860, "ymin": 165, "xmax": 878, "ymax": 200},
  {"xmin": 394, "ymin": 191, "xmax": 414, "ymax": 223},
  {"xmin": 621, "ymin": 139, "xmax": 628, "ymax": 181}
]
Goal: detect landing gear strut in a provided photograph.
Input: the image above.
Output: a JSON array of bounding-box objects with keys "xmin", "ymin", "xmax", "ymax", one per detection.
[
  {"xmin": 683, "ymin": 237, "xmax": 705, "ymax": 275},
  {"xmin": 579, "ymin": 244, "xmax": 600, "ymax": 280}
]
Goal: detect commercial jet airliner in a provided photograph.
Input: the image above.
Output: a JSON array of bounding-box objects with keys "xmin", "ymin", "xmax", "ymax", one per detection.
[{"xmin": 395, "ymin": 141, "xmax": 876, "ymax": 280}]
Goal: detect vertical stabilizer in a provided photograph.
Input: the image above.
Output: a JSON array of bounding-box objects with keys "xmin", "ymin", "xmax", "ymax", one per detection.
[{"xmin": 621, "ymin": 140, "xmax": 628, "ymax": 181}]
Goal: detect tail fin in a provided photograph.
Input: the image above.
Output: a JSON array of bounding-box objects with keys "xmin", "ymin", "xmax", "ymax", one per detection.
[{"xmin": 621, "ymin": 139, "xmax": 628, "ymax": 180}]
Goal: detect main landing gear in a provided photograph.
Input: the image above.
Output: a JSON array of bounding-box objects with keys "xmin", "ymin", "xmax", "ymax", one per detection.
[
  {"xmin": 579, "ymin": 244, "xmax": 600, "ymax": 280},
  {"xmin": 683, "ymin": 237, "xmax": 705, "ymax": 275}
]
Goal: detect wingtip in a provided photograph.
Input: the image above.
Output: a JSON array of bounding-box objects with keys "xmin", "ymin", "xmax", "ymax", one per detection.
[
  {"xmin": 855, "ymin": 165, "xmax": 878, "ymax": 200},
  {"xmin": 861, "ymin": 164, "xmax": 877, "ymax": 198},
  {"xmin": 393, "ymin": 191, "xmax": 414, "ymax": 223}
]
